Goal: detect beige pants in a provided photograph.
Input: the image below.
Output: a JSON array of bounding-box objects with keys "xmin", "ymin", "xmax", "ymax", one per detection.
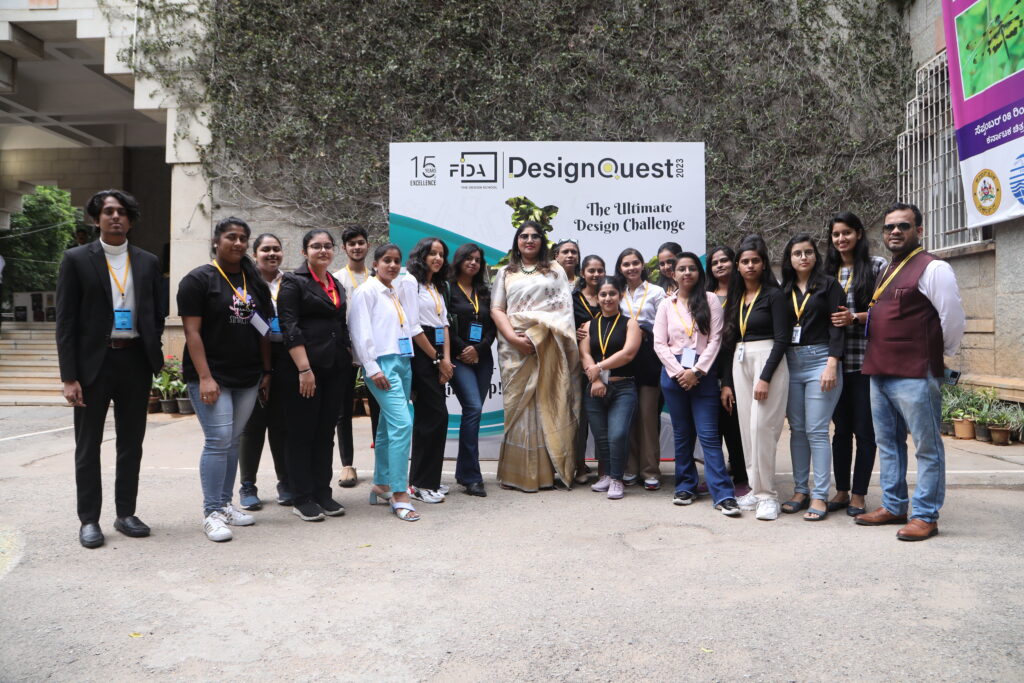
[
  {"xmin": 627, "ymin": 385, "xmax": 662, "ymax": 480},
  {"xmin": 732, "ymin": 339, "xmax": 789, "ymax": 501}
]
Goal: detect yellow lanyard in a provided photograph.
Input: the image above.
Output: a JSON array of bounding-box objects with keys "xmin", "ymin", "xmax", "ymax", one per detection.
[
  {"xmin": 106, "ymin": 252, "xmax": 131, "ymax": 304},
  {"xmin": 458, "ymin": 282, "xmax": 480, "ymax": 315},
  {"xmin": 672, "ymin": 296, "xmax": 695, "ymax": 338},
  {"xmin": 385, "ymin": 287, "xmax": 407, "ymax": 327},
  {"xmin": 578, "ymin": 292, "xmax": 598, "ymax": 319},
  {"xmin": 625, "ymin": 282, "xmax": 649, "ymax": 319},
  {"xmin": 212, "ymin": 259, "xmax": 247, "ymax": 304},
  {"xmin": 870, "ymin": 247, "xmax": 924, "ymax": 309},
  {"xmin": 838, "ymin": 267, "xmax": 853, "ymax": 293},
  {"xmin": 738, "ymin": 287, "xmax": 761, "ymax": 341},
  {"xmin": 268, "ymin": 273, "xmax": 282, "ymax": 302},
  {"xmin": 346, "ymin": 265, "xmax": 364, "ymax": 290},
  {"xmin": 426, "ymin": 283, "xmax": 442, "ymax": 315},
  {"xmin": 597, "ymin": 314, "xmax": 621, "ymax": 360},
  {"xmin": 791, "ymin": 288, "xmax": 811, "ymax": 324}
]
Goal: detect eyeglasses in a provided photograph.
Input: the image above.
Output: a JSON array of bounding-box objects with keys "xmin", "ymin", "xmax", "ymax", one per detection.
[
  {"xmin": 519, "ymin": 234, "xmax": 541, "ymax": 242},
  {"xmin": 307, "ymin": 243, "xmax": 334, "ymax": 251},
  {"xmin": 883, "ymin": 222, "xmax": 914, "ymax": 233}
]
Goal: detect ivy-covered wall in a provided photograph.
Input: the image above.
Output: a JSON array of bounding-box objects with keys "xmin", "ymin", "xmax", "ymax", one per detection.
[{"xmin": 122, "ymin": 0, "xmax": 913, "ymax": 254}]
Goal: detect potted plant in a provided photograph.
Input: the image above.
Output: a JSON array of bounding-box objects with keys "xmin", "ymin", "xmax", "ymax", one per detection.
[
  {"xmin": 174, "ymin": 380, "xmax": 194, "ymax": 414},
  {"xmin": 1010, "ymin": 403, "xmax": 1024, "ymax": 444},
  {"xmin": 972, "ymin": 388, "xmax": 999, "ymax": 442},
  {"xmin": 153, "ymin": 359, "xmax": 183, "ymax": 413},
  {"xmin": 950, "ymin": 387, "xmax": 977, "ymax": 440},
  {"xmin": 987, "ymin": 404, "xmax": 1013, "ymax": 446},
  {"xmin": 940, "ymin": 386, "xmax": 959, "ymax": 436}
]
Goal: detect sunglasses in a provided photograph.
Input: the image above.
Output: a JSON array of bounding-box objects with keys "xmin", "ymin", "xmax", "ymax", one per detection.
[
  {"xmin": 518, "ymin": 234, "xmax": 541, "ymax": 242},
  {"xmin": 883, "ymin": 222, "xmax": 914, "ymax": 233}
]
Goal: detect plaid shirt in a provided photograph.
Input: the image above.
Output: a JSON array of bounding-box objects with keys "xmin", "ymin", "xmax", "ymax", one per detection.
[{"xmin": 840, "ymin": 256, "xmax": 887, "ymax": 373}]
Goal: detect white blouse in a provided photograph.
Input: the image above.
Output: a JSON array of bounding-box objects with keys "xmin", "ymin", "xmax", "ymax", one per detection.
[
  {"xmin": 348, "ymin": 276, "xmax": 423, "ymax": 377},
  {"xmin": 398, "ymin": 273, "xmax": 448, "ymax": 329},
  {"xmin": 619, "ymin": 280, "xmax": 666, "ymax": 332}
]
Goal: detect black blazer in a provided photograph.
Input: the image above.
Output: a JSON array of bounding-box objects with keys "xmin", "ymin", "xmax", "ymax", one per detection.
[
  {"xmin": 277, "ymin": 263, "xmax": 351, "ymax": 369},
  {"xmin": 55, "ymin": 241, "xmax": 165, "ymax": 386}
]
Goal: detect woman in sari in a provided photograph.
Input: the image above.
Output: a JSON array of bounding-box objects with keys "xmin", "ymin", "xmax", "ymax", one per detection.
[{"xmin": 491, "ymin": 221, "xmax": 580, "ymax": 491}]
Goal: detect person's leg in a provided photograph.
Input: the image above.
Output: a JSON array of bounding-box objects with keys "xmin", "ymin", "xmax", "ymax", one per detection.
[
  {"xmin": 831, "ymin": 373, "xmax": 855, "ymax": 495},
  {"xmin": 313, "ymin": 364, "xmax": 347, "ymax": 503},
  {"xmin": 731, "ymin": 353, "xmax": 756, "ymax": 493},
  {"xmin": 367, "ymin": 355, "xmax": 414, "ymax": 496},
  {"xmin": 720, "ymin": 402, "xmax": 747, "ymax": 486},
  {"xmin": 574, "ymin": 374, "xmax": 590, "ymax": 478},
  {"xmin": 239, "ymin": 398, "xmax": 267, "ymax": 485},
  {"xmin": 870, "ymin": 376, "xmax": 910, "ymax": 517},
  {"xmin": 409, "ymin": 347, "xmax": 447, "ymax": 490},
  {"xmin": 606, "ymin": 381, "xmax": 638, "ymax": 481},
  {"xmin": 187, "ymin": 382, "xmax": 236, "ymax": 517},
  {"xmin": 73, "ymin": 368, "xmax": 113, "ymax": 524},
  {"xmin": 336, "ymin": 364, "xmax": 356, "ymax": 468},
  {"xmin": 887, "ymin": 376, "xmax": 945, "ymax": 523},
  {"xmin": 109, "ymin": 347, "xmax": 152, "ymax": 518},
  {"xmin": 583, "ymin": 387, "xmax": 611, "ymax": 476},
  {"xmin": 786, "ymin": 350, "xmax": 811, "ymax": 498},
  {"xmin": 802, "ymin": 354, "xmax": 842, "ymax": 504},
  {"xmin": 450, "ymin": 360, "xmax": 484, "ymax": 485},
  {"xmin": 282, "ymin": 363, "xmax": 318, "ymax": 505},
  {"xmin": 661, "ymin": 370, "xmax": 698, "ymax": 495},
  {"xmin": 368, "ymin": 391, "xmax": 381, "ymax": 443},
  {"xmin": 691, "ymin": 372, "xmax": 733, "ymax": 504},
  {"xmin": 265, "ymin": 380, "xmax": 291, "ymax": 489},
  {"xmin": 638, "ymin": 385, "xmax": 662, "ymax": 481},
  {"xmin": 222, "ymin": 384, "xmax": 260, "ymax": 508},
  {"xmin": 750, "ymin": 344, "xmax": 788, "ymax": 502},
  {"xmin": 848, "ymin": 372, "xmax": 877, "ymax": 499}
]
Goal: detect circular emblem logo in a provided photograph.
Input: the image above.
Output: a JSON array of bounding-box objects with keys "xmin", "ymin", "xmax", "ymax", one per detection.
[
  {"xmin": 1010, "ymin": 154, "xmax": 1024, "ymax": 207},
  {"xmin": 972, "ymin": 169, "xmax": 1001, "ymax": 216}
]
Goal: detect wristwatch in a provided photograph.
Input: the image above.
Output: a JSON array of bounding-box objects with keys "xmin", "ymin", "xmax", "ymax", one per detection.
[{"xmin": 693, "ymin": 368, "xmax": 705, "ymax": 379}]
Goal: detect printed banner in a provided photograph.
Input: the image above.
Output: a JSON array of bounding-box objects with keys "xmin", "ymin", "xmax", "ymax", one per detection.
[
  {"xmin": 943, "ymin": 0, "xmax": 1024, "ymax": 226},
  {"xmin": 388, "ymin": 141, "xmax": 706, "ymax": 456}
]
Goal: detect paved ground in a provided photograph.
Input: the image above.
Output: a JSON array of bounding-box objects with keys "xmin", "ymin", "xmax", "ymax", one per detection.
[{"xmin": 1, "ymin": 407, "xmax": 1023, "ymax": 681}]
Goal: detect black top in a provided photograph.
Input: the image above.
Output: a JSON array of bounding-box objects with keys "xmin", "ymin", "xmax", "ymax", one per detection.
[
  {"xmin": 723, "ymin": 286, "xmax": 790, "ymax": 385},
  {"xmin": 277, "ymin": 263, "xmax": 351, "ymax": 369},
  {"xmin": 786, "ymin": 276, "xmax": 845, "ymax": 357},
  {"xmin": 573, "ymin": 290, "xmax": 600, "ymax": 329},
  {"xmin": 177, "ymin": 264, "xmax": 267, "ymax": 388},
  {"xmin": 588, "ymin": 314, "xmax": 635, "ymax": 378},
  {"xmin": 448, "ymin": 281, "xmax": 496, "ymax": 357}
]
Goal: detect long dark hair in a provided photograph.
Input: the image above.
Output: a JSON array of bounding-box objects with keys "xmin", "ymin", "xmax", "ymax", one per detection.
[
  {"xmin": 706, "ymin": 245, "xmax": 736, "ymax": 292},
  {"xmin": 449, "ymin": 242, "xmax": 490, "ymax": 297},
  {"xmin": 675, "ymin": 251, "xmax": 712, "ymax": 336},
  {"xmin": 407, "ymin": 237, "xmax": 450, "ymax": 285},
  {"xmin": 723, "ymin": 234, "xmax": 777, "ymax": 347},
  {"xmin": 656, "ymin": 241, "xmax": 683, "ymax": 291},
  {"xmin": 576, "ymin": 254, "xmax": 606, "ymax": 292},
  {"xmin": 508, "ymin": 221, "xmax": 552, "ymax": 274},
  {"xmin": 370, "ymin": 243, "xmax": 402, "ymax": 277},
  {"xmin": 824, "ymin": 211, "xmax": 875, "ymax": 309},
  {"xmin": 213, "ymin": 217, "xmax": 272, "ymax": 316},
  {"xmin": 780, "ymin": 233, "xmax": 827, "ymax": 296},
  {"xmin": 614, "ymin": 247, "xmax": 648, "ymax": 290}
]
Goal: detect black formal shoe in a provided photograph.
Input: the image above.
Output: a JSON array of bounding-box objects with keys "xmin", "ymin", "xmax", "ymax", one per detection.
[
  {"xmin": 463, "ymin": 481, "xmax": 487, "ymax": 497},
  {"xmin": 113, "ymin": 516, "xmax": 151, "ymax": 538},
  {"xmin": 79, "ymin": 523, "xmax": 105, "ymax": 549}
]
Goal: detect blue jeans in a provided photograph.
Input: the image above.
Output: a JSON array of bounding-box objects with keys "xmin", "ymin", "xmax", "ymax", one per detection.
[
  {"xmin": 786, "ymin": 345, "xmax": 843, "ymax": 501},
  {"xmin": 583, "ymin": 378, "xmax": 637, "ymax": 480},
  {"xmin": 188, "ymin": 381, "xmax": 260, "ymax": 516},
  {"xmin": 365, "ymin": 354, "xmax": 414, "ymax": 495},
  {"xmin": 661, "ymin": 366, "xmax": 735, "ymax": 504},
  {"xmin": 449, "ymin": 354, "xmax": 494, "ymax": 485},
  {"xmin": 870, "ymin": 374, "xmax": 945, "ymax": 522}
]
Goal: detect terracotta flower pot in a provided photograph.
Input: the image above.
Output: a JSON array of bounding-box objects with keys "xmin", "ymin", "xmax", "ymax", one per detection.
[
  {"xmin": 989, "ymin": 426, "xmax": 1011, "ymax": 446},
  {"xmin": 952, "ymin": 418, "xmax": 975, "ymax": 440}
]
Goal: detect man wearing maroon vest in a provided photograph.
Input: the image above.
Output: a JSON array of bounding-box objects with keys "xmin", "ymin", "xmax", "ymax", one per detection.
[{"xmin": 856, "ymin": 202, "xmax": 964, "ymax": 541}]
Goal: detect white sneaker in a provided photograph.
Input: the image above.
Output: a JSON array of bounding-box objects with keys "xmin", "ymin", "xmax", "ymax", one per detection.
[
  {"xmin": 203, "ymin": 511, "xmax": 233, "ymax": 542},
  {"xmin": 607, "ymin": 479, "xmax": 625, "ymax": 500},
  {"xmin": 737, "ymin": 492, "xmax": 759, "ymax": 511},
  {"xmin": 221, "ymin": 504, "xmax": 255, "ymax": 526},
  {"xmin": 408, "ymin": 486, "xmax": 445, "ymax": 504},
  {"xmin": 755, "ymin": 499, "xmax": 780, "ymax": 521},
  {"xmin": 591, "ymin": 475, "xmax": 612, "ymax": 492},
  {"xmin": 437, "ymin": 484, "xmax": 450, "ymax": 495}
]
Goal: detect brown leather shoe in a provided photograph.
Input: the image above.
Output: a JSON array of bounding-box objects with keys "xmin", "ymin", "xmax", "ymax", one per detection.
[
  {"xmin": 854, "ymin": 506, "xmax": 908, "ymax": 526},
  {"xmin": 896, "ymin": 519, "xmax": 939, "ymax": 541}
]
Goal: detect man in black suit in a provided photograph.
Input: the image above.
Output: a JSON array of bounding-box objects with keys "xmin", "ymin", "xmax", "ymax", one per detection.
[{"xmin": 56, "ymin": 189, "xmax": 165, "ymax": 548}]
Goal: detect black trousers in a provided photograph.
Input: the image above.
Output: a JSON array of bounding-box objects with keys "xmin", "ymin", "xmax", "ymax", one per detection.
[
  {"xmin": 832, "ymin": 371, "xmax": 876, "ymax": 495},
  {"xmin": 408, "ymin": 334, "xmax": 447, "ymax": 490},
  {"xmin": 719, "ymin": 402, "xmax": 748, "ymax": 485},
  {"xmin": 281, "ymin": 360, "xmax": 349, "ymax": 505},
  {"xmin": 335, "ymin": 367, "xmax": 381, "ymax": 467},
  {"xmin": 238, "ymin": 389, "xmax": 289, "ymax": 487},
  {"xmin": 73, "ymin": 344, "xmax": 152, "ymax": 524}
]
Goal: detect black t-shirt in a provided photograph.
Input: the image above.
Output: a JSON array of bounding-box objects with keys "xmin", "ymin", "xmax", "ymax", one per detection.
[
  {"xmin": 448, "ymin": 281, "xmax": 496, "ymax": 357},
  {"xmin": 177, "ymin": 264, "xmax": 265, "ymax": 388},
  {"xmin": 573, "ymin": 290, "xmax": 600, "ymax": 329},
  {"xmin": 785, "ymin": 276, "xmax": 845, "ymax": 357}
]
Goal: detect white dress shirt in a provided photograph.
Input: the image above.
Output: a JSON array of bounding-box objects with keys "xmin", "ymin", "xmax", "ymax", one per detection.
[
  {"xmin": 349, "ymin": 276, "xmax": 423, "ymax": 377},
  {"xmin": 919, "ymin": 259, "xmax": 966, "ymax": 357},
  {"xmin": 398, "ymin": 273, "xmax": 448, "ymax": 329},
  {"xmin": 100, "ymin": 238, "xmax": 138, "ymax": 339},
  {"xmin": 333, "ymin": 265, "xmax": 369, "ymax": 321},
  {"xmin": 619, "ymin": 280, "xmax": 666, "ymax": 331}
]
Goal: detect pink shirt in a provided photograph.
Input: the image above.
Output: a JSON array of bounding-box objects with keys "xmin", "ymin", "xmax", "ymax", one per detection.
[{"xmin": 653, "ymin": 291, "xmax": 724, "ymax": 377}]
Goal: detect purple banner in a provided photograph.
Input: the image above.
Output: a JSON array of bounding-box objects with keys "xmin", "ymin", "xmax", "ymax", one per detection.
[{"xmin": 954, "ymin": 94, "xmax": 1024, "ymax": 161}]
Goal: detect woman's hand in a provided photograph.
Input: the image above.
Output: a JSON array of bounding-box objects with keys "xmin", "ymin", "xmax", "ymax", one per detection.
[
  {"xmin": 754, "ymin": 379, "xmax": 770, "ymax": 401},
  {"xmin": 298, "ymin": 370, "xmax": 316, "ymax": 399},
  {"xmin": 721, "ymin": 386, "xmax": 735, "ymax": 413},
  {"xmin": 199, "ymin": 376, "xmax": 220, "ymax": 405},
  {"xmin": 370, "ymin": 372, "xmax": 391, "ymax": 391},
  {"xmin": 459, "ymin": 346, "xmax": 479, "ymax": 364},
  {"xmin": 585, "ymin": 363, "xmax": 602, "ymax": 383},
  {"xmin": 438, "ymin": 359, "xmax": 454, "ymax": 383},
  {"xmin": 820, "ymin": 362, "xmax": 838, "ymax": 392},
  {"xmin": 576, "ymin": 323, "xmax": 589, "ymax": 342},
  {"xmin": 677, "ymin": 369, "xmax": 698, "ymax": 391},
  {"xmin": 512, "ymin": 332, "xmax": 535, "ymax": 356},
  {"xmin": 831, "ymin": 305, "xmax": 856, "ymax": 327},
  {"xmin": 590, "ymin": 380, "xmax": 607, "ymax": 398},
  {"xmin": 259, "ymin": 373, "xmax": 272, "ymax": 402}
]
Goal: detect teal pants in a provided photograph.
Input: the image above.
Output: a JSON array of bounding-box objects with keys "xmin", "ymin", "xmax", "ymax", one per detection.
[{"xmin": 365, "ymin": 354, "xmax": 414, "ymax": 494}]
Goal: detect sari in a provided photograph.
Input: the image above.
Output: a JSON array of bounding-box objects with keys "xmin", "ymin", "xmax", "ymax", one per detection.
[{"xmin": 491, "ymin": 262, "xmax": 580, "ymax": 491}]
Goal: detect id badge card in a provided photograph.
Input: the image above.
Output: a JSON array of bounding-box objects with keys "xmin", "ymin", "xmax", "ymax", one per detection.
[
  {"xmin": 599, "ymin": 369, "xmax": 610, "ymax": 384},
  {"xmin": 113, "ymin": 308, "xmax": 133, "ymax": 331},
  {"xmin": 791, "ymin": 325, "xmax": 802, "ymax": 344},
  {"xmin": 468, "ymin": 322, "xmax": 483, "ymax": 343},
  {"xmin": 680, "ymin": 348, "xmax": 697, "ymax": 369},
  {"xmin": 736, "ymin": 343, "xmax": 745, "ymax": 363},
  {"xmin": 434, "ymin": 327, "xmax": 445, "ymax": 346},
  {"xmin": 250, "ymin": 311, "xmax": 270, "ymax": 337},
  {"xmin": 398, "ymin": 336, "xmax": 414, "ymax": 357},
  {"xmin": 269, "ymin": 316, "xmax": 281, "ymax": 334}
]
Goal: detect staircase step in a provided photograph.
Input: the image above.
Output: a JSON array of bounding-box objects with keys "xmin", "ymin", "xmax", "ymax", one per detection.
[
  {"xmin": 0, "ymin": 350, "xmax": 59, "ymax": 359},
  {"xmin": 0, "ymin": 393, "xmax": 68, "ymax": 406},
  {"xmin": 0, "ymin": 341, "xmax": 57, "ymax": 350},
  {"xmin": 1, "ymin": 322, "xmax": 56, "ymax": 330},
  {"xmin": 0, "ymin": 383, "xmax": 63, "ymax": 392},
  {"xmin": 0, "ymin": 330, "xmax": 57, "ymax": 341},
  {"xmin": 0, "ymin": 370, "xmax": 61, "ymax": 379},
  {"xmin": 0, "ymin": 359, "xmax": 60, "ymax": 369}
]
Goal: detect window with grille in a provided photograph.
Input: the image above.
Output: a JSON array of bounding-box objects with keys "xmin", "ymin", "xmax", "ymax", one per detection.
[{"xmin": 897, "ymin": 51, "xmax": 980, "ymax": 251}]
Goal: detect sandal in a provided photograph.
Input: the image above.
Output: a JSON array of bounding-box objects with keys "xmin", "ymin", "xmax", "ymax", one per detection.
[
  {"xmin": 390, "ymin": 501, "xmax": 420, "ymax": 522},
  {"xmin": 804, "ymin": 506, "xmax": 828, "ymax": 521},
  {"xmin": 781, "ymin": 496, "xmax": 810, "ymax": 514},
  {"xmin": 368, "ymin": 487, "xmax": 392, "ymax": 505},
  {"xmin": 827, "ymin": 493, "xmax": 850, "ymax": 512}
]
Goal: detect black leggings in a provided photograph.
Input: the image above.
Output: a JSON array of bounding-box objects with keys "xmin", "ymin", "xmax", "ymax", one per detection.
[
  {"xmin": 719, "ymin": 402, "xmax": 748, "ymax": 485},
  {"xmin": 832, "ymin": 371, "xmax": 876, "ymax": 495},
  {"xmin": 408, "ymin": 332, "xmax": 448, "ymax": 490}
]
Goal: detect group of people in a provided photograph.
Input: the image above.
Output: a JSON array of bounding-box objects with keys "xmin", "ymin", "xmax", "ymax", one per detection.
[{"xmin": 56, "ymin": 189, "xmax": 964, "ymax": 547}]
